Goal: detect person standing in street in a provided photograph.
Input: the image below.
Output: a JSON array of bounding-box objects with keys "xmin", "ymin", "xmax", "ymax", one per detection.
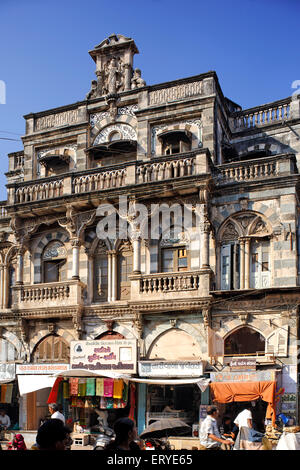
[
  {"xmin": 199, "ymin": 406, "xmax": 233, "ymax": 450},
  {"xmin": 234, "ymin": 403, "xmax": 253, "ymax": 430},
  {"xmin": 36, "ymin": 419, "xmax": 72, "ymax": 451},
  {"xmin": 0, "ymin": 409, "xmax": 11, "ymax": 429},
  {"xmin": 48, "ymin": 403, "xmax": 65, "ymax": 424}
]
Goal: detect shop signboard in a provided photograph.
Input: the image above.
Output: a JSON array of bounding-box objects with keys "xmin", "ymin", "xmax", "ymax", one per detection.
[
  {"xmin": 0, "ymin": 363, "xmax": 15, "ymax": 382},
  {"xmin": 70, "ymin": 339, "xmax": 137, "ymax": 374},
  {"xmin": 138, "ymin": 361, "xmax": 205, "ymax": 377},
  {"xmin": 230, "ymin": 358, "xmax": 256, "ymax": 370},
  {"xmin": 16, "ymin": 364, "xmax": 70, "ymax": 375},
  {"xmin": 210, "ymin": 370, "xmax": 276, "ymax": 383}
]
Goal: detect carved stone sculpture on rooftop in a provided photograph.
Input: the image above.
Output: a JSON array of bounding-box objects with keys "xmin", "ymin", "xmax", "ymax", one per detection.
[
  {"xmin": 131, "ymin": 68, "xmax": 146, "ymax": 89},
  {"xmin": 103, "ymin": 57, "xmax": 124, "ymax": 95}
]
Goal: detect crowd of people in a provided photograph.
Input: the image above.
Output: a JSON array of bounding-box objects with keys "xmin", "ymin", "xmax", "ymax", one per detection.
[
  {"xmin": 199, "ymin": 403, "xmax": 267, "ymax": 450},
  {"xmin": 0, "ymin": 400, "xmax": 268, "ymax": 451}
]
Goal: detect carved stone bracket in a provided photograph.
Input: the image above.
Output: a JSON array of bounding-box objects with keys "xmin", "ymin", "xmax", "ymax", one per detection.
[
  {"xmin": 169, "ymin": 318, "xmax": 177, "ymax": 328},
  {"xmin": 58, "ymin": 205, "xmax": 96, "ymax": 241},
  {"xmin": 104, "ymin": 320, "xmax": 115, "ymax": 332},
  {"xmin": 72, "ymin": 308, "xmax": 83, "ymax": 340},
  {"xmin": 202, "ymin": 308, "xmax": 211, "ymax": 329},
  {"xmin": 238, "ymin": 313, "xmax": 249, "ymax": 324}
]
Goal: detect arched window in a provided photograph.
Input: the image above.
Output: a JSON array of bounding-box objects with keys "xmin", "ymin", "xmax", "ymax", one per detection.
[
  {"xmin": 0, "ymin": 338, "xmax": 18, "ymax": 362},
  {"xmin": 93, "ymin": 242, "xmax": 108, "ymax": 302},
  {"xmin": 224, "ymin": 327, "xmax": 265, "ymax": 356},
  {"xmin": 33, "ymin": 335, "xmax": 70, "ymax": 363},
  {"xmin": 8, "ymin": 264, "xmax": 16, "ymax": 308},
  {"xmin": 42, "ymin": 241, "xmax": 67, "ymax": 283},
  {"xmin": 117, "ymin": 243, "xmax": 133, "ymax": 300},
  {"xmin": 95, "ymin": 331, "xmax": 125, "ymax": 340}
]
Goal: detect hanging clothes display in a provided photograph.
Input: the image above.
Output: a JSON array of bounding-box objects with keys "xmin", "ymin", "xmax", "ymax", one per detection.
[
  {"xmin": 78, "ymin": 379, "xmax": 86, "ymax": 397},
  {"xmin": 113, "ymin": 379, "xmax": 123, "ymax": 399},
  {"xmin": 1, "ymin": 385, "xmax": 7, "ymax": 403},
  {"xmin": 5, "ymin": 384, "xmax": 13, "ymax": 403},
  {"xmin": 96, "ymin": 378, "xmax": 104, "ymax": 396},
  {"xmin": 69, "ymin": 378, "xmax": 79, "ymax": 396},
  {"xmin": 47, "ymin": 377, "xmax": 63, "ymax": 404},
  {"xmin": 86, "ymin": 379, "xmax": 96, "ymax": 396},
  {"xmin": 103, "ymin": 379, "xmax": 114, "ymax": 397}
]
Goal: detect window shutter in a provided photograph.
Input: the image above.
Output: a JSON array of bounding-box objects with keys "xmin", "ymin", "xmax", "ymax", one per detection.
[
  {"xmin": 221, "ymin": 244, "xmax": 231, "ymax": 290},
  {"xmin": 265, "ymin": 326, "xmax": 288, "ymax": 357}
]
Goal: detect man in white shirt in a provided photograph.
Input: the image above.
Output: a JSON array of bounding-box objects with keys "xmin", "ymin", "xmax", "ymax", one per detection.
[
  {"xmin": 0, "ymin": 409, "xmax": 11, "ymax": 429},
  {"xmin": 199, "ymin": 406, "xmax": 233, "ymax": 450},
  {"xmin": 234, "ymin": 403, "xmax": 253, "ymax": 430},
  {"xmin": 48, "ymin": 403, "xmax": 65, "ymax": 424}
]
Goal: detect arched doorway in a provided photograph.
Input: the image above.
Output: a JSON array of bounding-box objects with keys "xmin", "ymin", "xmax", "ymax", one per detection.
[{"xmin": 95, "ymin": 331, "xmax": 125, "ymax": 340}]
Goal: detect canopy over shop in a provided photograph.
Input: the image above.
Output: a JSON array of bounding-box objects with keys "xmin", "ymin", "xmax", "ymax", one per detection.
[{"xmin": 209, "ymin": 370, "xmax": 278, "ymax": 425}]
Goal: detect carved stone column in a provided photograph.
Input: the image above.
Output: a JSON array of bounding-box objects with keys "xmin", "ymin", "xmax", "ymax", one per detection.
[
  {"xmin": 71, "ymin": 238, "xmax": 81, "ymax": 280},
  {"xmin": 107, "ymin": 252, "xmax": 112, "ymax": 302},
  {"xmin": 0, "ymin": 264, "xmax": 4, "ymax": 309},
  {"xmin": 3, "ymin": 265, "xmax": 8, "ymax": 308},
  {"xmin": 124, "ymin": 64, "xmax": 132, "ymax": 91},
  {"xmin": 111, "ymin": 250, "xmax": 117, "ymax": 302},
  {"xmin": 15, "ymin": 247, "xmax": 24, "ymax": 285},
  {"xmin": 201, "ymin": 222, "xmax": 211, "ymax": 268},
  {"xmin": 132, "ymin": 234, "xmax": 141, "ymax": 274},
  {"xmin": 244, "ymin": 237, "xmax": 251, "ymax": 289},
  {"xmin": 239, "ymin": 239, "xmax": 245, "ymax": 289}
]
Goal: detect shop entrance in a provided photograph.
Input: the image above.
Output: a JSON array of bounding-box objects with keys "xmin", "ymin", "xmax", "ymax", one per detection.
[
  {"xmin": 146, "ymin": 384, "xmax": 201, "ymax": 434},
  {"xmin": 218, "ymin": 399, "xmax": 268, "ymax": 433}
]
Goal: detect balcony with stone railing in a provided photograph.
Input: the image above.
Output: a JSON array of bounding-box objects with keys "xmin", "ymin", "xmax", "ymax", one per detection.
[
  {"xmin": 231, "ymin": 97, "xmax": 292, "ymax": 132},
  {"xmin": 216, "ymin": 153, "xmax": 297, "ymax": 185},
  {"xmin": 12, "ymin": 280, "xmax": 85, "ymax": 310},
  {"xmin": 130, "ymin": 269, "xmax": 212, "ymax": 301},
  {"xmin": 0, "ymin": 202, "xmax": 8, "ymax": 219},
  {"xmin": 9, "ymin": 149, "xmax": 212, "ymax": 205}
]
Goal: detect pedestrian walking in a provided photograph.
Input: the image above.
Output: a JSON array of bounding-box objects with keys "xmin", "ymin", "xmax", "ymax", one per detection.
[
  {"xmin": 48, "ymin": 403, "xmax": 65, "ymax": 424},
  {"xmin": 105, "ymin": 417, "xmax": 138, "ymax": 451}
]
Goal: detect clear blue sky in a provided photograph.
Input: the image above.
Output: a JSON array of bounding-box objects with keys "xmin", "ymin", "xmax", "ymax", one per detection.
[{"xmin": 0, "ymin": 0, "xmax": 299, "ymax": 199}]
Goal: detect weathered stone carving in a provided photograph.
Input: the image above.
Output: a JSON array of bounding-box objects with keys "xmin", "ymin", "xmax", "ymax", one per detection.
[
  {"xmin": 35, "ymin": 110, "xmax": 79, "ymax": 131},
  {"xmin": 222, "ymin": 222, "xmax": 239, "ymax": 240},
  {"xmin": 131, "ymin": 69, "xmax": 146, "ymax": 89},
  {"xmin": 93, "ymin": 123, "xmax": 137, "ymax": 145},
  {"xmin": 149, "ymin": 81, "xmax": 202, "ymax": 106}
]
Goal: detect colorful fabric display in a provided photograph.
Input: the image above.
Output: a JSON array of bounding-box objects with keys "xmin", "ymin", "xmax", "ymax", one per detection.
[
  {"xmin": 113, "ymin": 379, "xmax": 123, "ymax": 399},
  {"xmin": 96, "ymin": 378, "xmax": 104, "ymax": 396},
  {"xmin": 100, "ymin": 396, "xmax": 107, "ymax": 409},
  {"xmin": 103, "ymin": 379, "xmax": 114, "ymax": 397},
  {"xmin": 122, "ymin": 381, "xmax": 129, "ymax": 403},
  {"xmin": 5, "ymin": 384, "xmax": 13, "ymax": 404},
  {"xmin": 69, "ymin": 378, "xmax": 79, "ymax": 396},
  {"xmin": 70, "ymin": 397, "xmax": 77, "ymax": 407},
  {"xmin": 106, "ymin": 398, "xmax": 114, "ymax": 409},
  {"xmin": 47, "ymin": 377, "xmax": 63, "ymax": 404},
  {"xmin": 76, "ymin": 398, "xmax": 85, "ymax": 408},
  {"xmin": 63, "ymin": 381, "xmax": 69, "ymax": 399},
  {"xmin": 0, "ymin": 385, "xmax": 7, "ymax": 403},
  {"xmin": 128, "ymin": 384, "xmax": 136, "ymax": 422},
  {"xmin": 86, "ymin": 378, "xmax": 95, "ymax": 396},
  {"xmin": 78, "ymin": 379, "xmax": 86, "ymax": 397}
]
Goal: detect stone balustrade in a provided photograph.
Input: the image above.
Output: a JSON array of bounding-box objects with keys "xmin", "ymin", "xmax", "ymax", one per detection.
[
  {"xmin": 13, "ymin": 280, "xmax": 85, "ymax": 309},
  {"xmin": 130, "ymin": 269, "xmax": 212, "ymax": 300},
  {"xmin": 15, "ymin": 179, "xmax": 64, "ymax": 203},
  {"xmin": 140, "ymin": 272, "xmax": 200, "ymax": 292},
  {"xmin": 217, "ymin": 154, "xmax": 296, "ymax": 184},
  {"xmin": 136, "ymin": 156, "xmax": 195, "ymax": 183},
  {"xmin": 11, "ymin": 150, "xmax": 212, "ymax": 204},
  {"xmin": 73, "ymin": 168, "xmax": 127, "ymax": 193},
  {"xmin": 232, "ymin": 98, "xmax": 291, "ymax": 131},
  {"xmin": 0, "ymin": 203, "xmax": 8, "ymax": 219}
]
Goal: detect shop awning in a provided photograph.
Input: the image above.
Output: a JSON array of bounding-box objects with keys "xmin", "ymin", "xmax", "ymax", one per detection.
[
  {"xmin": 51, "ymin": 369, "xmax": 210, "ymax": 392},
  {"xmin": 209, "ymin": 380, "xmax": 276, "ymax": 425},
  {"xmin": 18, "ymin": 375, "xmax": 57, "ymax": 396}
]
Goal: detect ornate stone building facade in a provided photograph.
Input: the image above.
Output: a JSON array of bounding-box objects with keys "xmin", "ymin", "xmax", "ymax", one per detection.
[{"xmin": 1, "ymin": 34, "xmax": 300, "ymax": 430}]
